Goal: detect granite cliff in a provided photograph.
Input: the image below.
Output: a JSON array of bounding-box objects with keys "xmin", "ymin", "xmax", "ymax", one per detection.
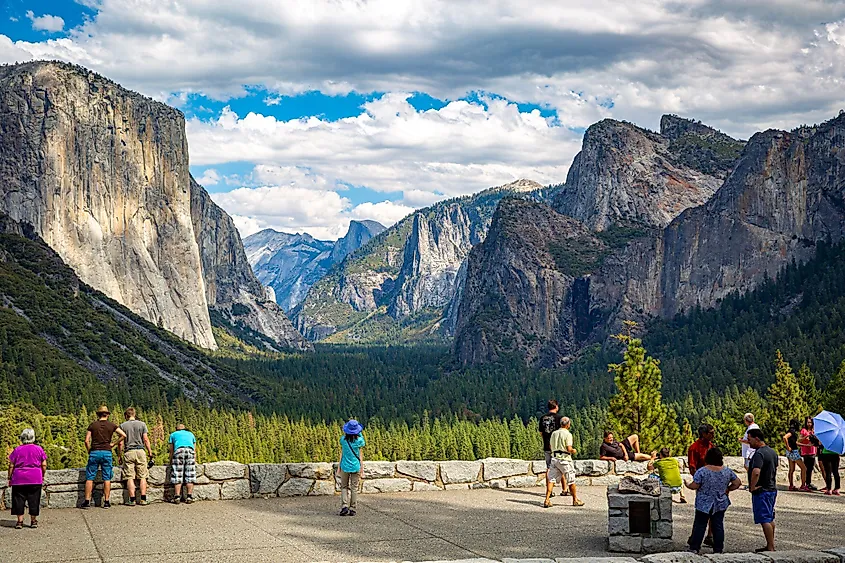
[
  {"xmin": 293, "ymin": 180, "xmax": 545, "ymax": 343},
  {"xmin": 0, "ymin": 61, "xmax": 304, "ymax": 351},
  {"xmin": 553, "ymin": 116, "xmax": 743, "ymax": 231},
  {"xmin": 454, "ymin": 114, "xmax": 845, "ymax": 365},
  {"xmin": 190, "ymin": 178, "xmax": 309, "ymax": 351},
  {"xmin": 244, "ymin": 220, "xmax": 384, "ymax": 312}
]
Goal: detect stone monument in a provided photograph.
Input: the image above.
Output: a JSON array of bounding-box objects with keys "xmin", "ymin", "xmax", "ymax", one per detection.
[{"xmin": 607, "ymin": 478, "xmax": 673, "ymax": 553}]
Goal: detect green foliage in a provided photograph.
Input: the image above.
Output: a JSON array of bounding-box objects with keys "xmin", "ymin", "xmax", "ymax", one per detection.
[
  {"xmin": 548, "ymin": 238, "xmax": 608, "ymax": 277},
  {"xmin": 764, "ymin": 350, "xmax": 810, "ymax": 441},
  {"xmin": 796, "ymin": 363, "xmax": 823, "ymax": 416},
  {"xmin": 607, "ymin": 323, "xmax": 682, "ymax": 453},
  {"xmin": 668, "ymin": 132, "xmax": 745, "ymax": 176},
  {"xmin": 824, "ymin": 361, "xmax": 845, "ymax": 415}
]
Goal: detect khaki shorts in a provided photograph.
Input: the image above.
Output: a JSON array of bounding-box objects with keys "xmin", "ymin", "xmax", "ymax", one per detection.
[
  {"xmin": 547, "ymin": 457, "xmax": 575, "ymax": 484},
  {"xmin": 122, "ymin": 449, "xmax": 149, "ymax": 480}
]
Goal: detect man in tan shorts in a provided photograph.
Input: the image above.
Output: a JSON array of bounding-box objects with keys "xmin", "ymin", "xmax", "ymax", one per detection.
[{"xmin": 118, "ymin": 407, "xmax": 153, "ymax": 506}]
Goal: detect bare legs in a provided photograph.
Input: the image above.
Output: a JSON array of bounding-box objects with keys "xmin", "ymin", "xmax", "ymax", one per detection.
[
  {"xmin": 761, "ymin": 522, "xmax": 776, "ymax": 551},
  {"xmin": 625, "ymin": 434, "xmax": 653, "ymax": 462}
]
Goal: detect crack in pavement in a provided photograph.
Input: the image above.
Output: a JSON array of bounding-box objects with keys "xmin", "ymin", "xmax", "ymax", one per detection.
[{"xmin": 80, "ymin": 510, "xmax": 105, "ymax": 563}]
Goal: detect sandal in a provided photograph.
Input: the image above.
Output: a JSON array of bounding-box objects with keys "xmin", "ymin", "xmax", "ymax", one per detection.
[
  {"xmin": 543, "ymin": 501, "xmax": 552, "ymax": 508},
  {"xmin": 14, "ymin": 522, "xmax": 23, "ymax": 530},
  {"xmin": 572, "ymin": 499, "xmax": 585, "ymax": 507},
  {"xmin": 30, "ymin": 521, "xmax": 38, "ymax": 529}
]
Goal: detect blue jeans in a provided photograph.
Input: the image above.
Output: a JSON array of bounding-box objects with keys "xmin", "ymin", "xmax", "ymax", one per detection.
[
  {"xmin": 85, "ymin": 450, "xmax": 114, "ymax": 481},
  {"xmin": 689, "ymin": 509, "xmax": 725, "ymax": 553}
]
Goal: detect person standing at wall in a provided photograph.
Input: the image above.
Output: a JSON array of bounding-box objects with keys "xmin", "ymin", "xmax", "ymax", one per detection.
[
  {"xmin": 338, "ymin": 419, "xmax": 365, "ymax": 516},
  {"xmin": 169, "ymin": 423, "xmax": 198, "ymax": 504},
  {"xmin": 684, "ymin": 447, "xmax": 742, "ymax": 554},
  {"xmin": 8, "ymin": 429, "xmax": 47, "ymax": 529},
  {"xmin": 538, "ymin": 400, "xmax": 563, "ymax": 497},
  {"xmin": 119, "ymin": 407, "xmax": 153, "ymax": 506},
  {"xmin": 798, "ymin": 417, "xmax": 819, "ymax": 491},
  {"xmin": 81, "ymin": 406, "xmax": 126, "ymax": 509},
  {"xmin": 782, "ymin": 419, "xmax": 807, "ymax": 492},
  {"xmin": 543, "ymin": 417, "xmax": 584, "ymax": 508},
  {"xmin": 747, "ymin": 428, "xmax": 778, "ymax": 552},
  {"xmin": 819, "ymin": 446, "xmax": 841, "ymax": 495},
  {"xmin": 740, "ymin": 413, "xmax": 759, "ymax": 477}
]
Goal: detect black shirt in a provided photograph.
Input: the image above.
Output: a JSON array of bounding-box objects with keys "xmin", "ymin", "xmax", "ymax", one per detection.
[
  {"xmin": 538, "ymin": 412, "xmax": 562, "ymax": 452},
  {"xmin": 600, "ymin": 441, "xmax": 627, "ymax": 460},
  {"xmin": 751, "ymin": 445, "xmax": 778, "ymax": 492}
]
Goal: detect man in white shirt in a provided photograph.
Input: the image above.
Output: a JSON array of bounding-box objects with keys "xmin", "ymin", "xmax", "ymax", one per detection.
[{"xmin": 740, "ymin": 413, "xmax": 760, "ymax": 472}]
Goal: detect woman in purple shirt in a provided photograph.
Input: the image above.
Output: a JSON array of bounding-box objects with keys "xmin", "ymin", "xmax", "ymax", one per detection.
[{"xmin": 8, "ymin": 428, "xmax": 47, "ymax": 529}]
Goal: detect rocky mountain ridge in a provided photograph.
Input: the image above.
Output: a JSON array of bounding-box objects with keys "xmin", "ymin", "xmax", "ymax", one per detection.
[
  {"xmin": 244, "ymin": 220, "xmax": 385, "ymax": 312},
  {"xmin": 454, "ymin": 113, "xmax": 845, "ymax": 365},
  {"xmin": 0, "ymin": 60, "xmax": 306, "ymax": 351},
  {"xmin": 293, "ymin": 179, "xmax": 545, "ymax": 343}
]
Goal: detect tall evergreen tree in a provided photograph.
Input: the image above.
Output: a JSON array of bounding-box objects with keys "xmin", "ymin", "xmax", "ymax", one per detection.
[
  {"xmin": 607, "ymin": 322, "xmax": 682, "ymax": 453},
  {"xmin": 764, "ymin": 350, "xmax": 810, "ymax": 441},
  {"xmin": 796, "ymin": 363, "xmax": 823, "ymax": 416},
  {"xmin": 824, "ymin": 361, "xmax": 845, "ymax": 414}
]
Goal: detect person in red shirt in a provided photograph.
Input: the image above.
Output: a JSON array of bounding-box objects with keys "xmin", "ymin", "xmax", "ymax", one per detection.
[
  {"xmin": 688, "ymin": 424, "xmax": 715, "ymax": 476},
  {"xmin": 687, "ymin": 423, "xmax": 715, "ymax": 548}
]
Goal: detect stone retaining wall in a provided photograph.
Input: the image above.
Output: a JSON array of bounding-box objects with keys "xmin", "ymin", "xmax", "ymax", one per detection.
[{"xmin": 0, "ymin": 456, "xmax": 804, "ymax": 510}]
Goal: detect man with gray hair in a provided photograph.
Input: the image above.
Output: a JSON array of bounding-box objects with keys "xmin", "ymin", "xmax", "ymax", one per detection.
[
  {"xmin": 740, "ymin": 413, "xmax": 760, "ymax": 474},
  {"xmin": 543, "ymin": 417, "xmax": 584, "ymax": 508}
]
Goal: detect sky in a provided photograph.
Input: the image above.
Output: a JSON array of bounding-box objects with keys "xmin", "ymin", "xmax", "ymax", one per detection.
[{"xmin": 2, "ymin": 1, "xmax": 845, "ymax": 240}]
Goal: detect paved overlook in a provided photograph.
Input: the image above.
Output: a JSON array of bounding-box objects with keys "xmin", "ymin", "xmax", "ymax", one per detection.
[{"xmin": 4, "ymin": 485, "xmax": 845, "ymax": 563}]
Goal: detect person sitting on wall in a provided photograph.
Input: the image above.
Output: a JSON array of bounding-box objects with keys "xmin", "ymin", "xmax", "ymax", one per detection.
[
  {"xmin": 599, "ymin": 431, "xmax": 654, "ymax": 462},
  {"xmin": 648, "ymin": 447, "xmax": 687, "ymax": 503}
]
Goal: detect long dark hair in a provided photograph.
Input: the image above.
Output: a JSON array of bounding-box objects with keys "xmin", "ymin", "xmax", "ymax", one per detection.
[
  {"xmin": 344, "ymin": 433, "xmax": 359, "ymax": 443},
  {"xmin": 788, "ymin": 418, "xmax": 800, "ymax": 434},
  {"xmin": 805, "ymin": 417, "xmax": 815, "ymax": 430}
]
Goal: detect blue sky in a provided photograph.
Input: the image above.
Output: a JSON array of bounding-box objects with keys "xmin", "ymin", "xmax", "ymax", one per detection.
[{"xmin": 3, "ymin": 0, "xmax": 845, "ymax": 239}]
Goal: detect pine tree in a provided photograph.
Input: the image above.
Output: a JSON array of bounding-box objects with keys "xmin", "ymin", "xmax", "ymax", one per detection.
[
  {"xmin": 607, "ymin": 322, "xmax": 682, "ymax": 453},
  {"xmin": 764, "ymin": 350, "xmax": 810, "ymax": 441},
  {"xmin": 796, "ymin": 363, "xmax": 823, "ymax": 415},
  {"xmin": 825, "ymin": 361, "xmax": 845, "ymax": 414}
]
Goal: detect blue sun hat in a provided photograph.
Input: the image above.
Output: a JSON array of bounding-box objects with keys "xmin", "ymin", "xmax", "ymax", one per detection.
[{"xmin": 343, "ymin": 419, "xmax": 364, "ymax": 435}]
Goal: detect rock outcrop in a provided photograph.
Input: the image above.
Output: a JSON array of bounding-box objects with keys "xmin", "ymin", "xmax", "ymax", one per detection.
[
  {"xmin": 0, "ymin": 61, "xmax": 216, "ymax": 348},
  {"xmin": 190, "ymin": 178, "xmax": 309, "ymax": 351},
  {"xmin": 244, "ymin": 220, "xmax": 384, "ymax": 312},
  {"xmin": 0, "ymin": 61, "xmax": 305, "ymax": 351},
  {"xmin": 454, "ymin": 114, "xmax": 845, "ymax": 365},
  {"xmin": 294, "ymin": 179, "xmax": 544, "ymax": 342},
  {"xmin": 554, "ymin": 116, "xmax": 742, "ymax": 231}
]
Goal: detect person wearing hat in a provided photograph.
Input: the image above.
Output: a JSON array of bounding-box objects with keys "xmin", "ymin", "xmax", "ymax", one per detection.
[
  {"xmin": 81, "ymin": 406, "xmax": 126, "ymax": 509},
  {"xmin": 338, "ymin": 419, "xmax": 365, "ymax": 516}
]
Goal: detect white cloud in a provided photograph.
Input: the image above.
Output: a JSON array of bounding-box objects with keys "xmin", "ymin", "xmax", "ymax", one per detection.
[
  {"xmin": 211, "ymin": 185, "xmax": 407, "ymax": 240},
  {"xmin": 25, "ymin": 11, "xmax": 65, "ymax": 33},
  {"xmin": 195, "ymin": 168, "xmax": 220, "ymax": 186},
  {"xmin": 186, "ymin": 95, "xmax": 579, "ymax": 202},
  {"xmin": 3, "ymin": 1, "xmax": 845, "ymax": 137}
]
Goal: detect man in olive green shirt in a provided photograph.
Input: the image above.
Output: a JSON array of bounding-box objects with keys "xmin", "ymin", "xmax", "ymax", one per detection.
[{"xmin": 543, "ymin": 417, "xmax": 584, "ymax": 508}]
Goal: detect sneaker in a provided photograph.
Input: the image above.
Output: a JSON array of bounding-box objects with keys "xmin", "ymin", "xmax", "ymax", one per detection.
[
  {"xmin": 171, "ymin": 497, "xmax": 181, "ymax": 504},
  {"xmin": 703, "ymin": 536, "xmax": 714, "ymax": 548},
  {"xmin": 789, "ymin": 485, "xmax": 798, "ymax": 491},
  {"xmin": 809, "ymin": 484, "xmax": 819, "ymax": 491},
  {"xmin": 348, "ymin": 509, "xmax": 356, "ymax": 516},
  {"xmin": 126, "ymin": 499, "xmax": 136, "ymax": 507},
  {"xmin": 185, "ymin": 496, "xmax": 194, "ymax": 504},
  {"xmin": 339, "ymin": 507, "xmax": 349, "ymax": 516},
  {"xmin": 834, "ymin": 490, "xmax": 841, "ymax": 496},
  {"xmin": 102, "ymin": 500, "xmax": 111, "ymax": 509},
  {"xmin": 799, "ymin": 485, "xmax": 810, "ymax": 492},
  {"xmin": 79, "ymin": 500, "xmax": 91, "ymax": 509},
  {"xmin": 136, "ymin": 499, "xmax": 147, "ymax": 506},
  {"xmin": 825, "ymin": 490, "xmax": 833, "ymax": 496}
]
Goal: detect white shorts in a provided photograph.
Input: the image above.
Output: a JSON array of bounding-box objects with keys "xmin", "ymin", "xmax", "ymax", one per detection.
[{"xmin": 547, "ymin": 458, "xmax": 575, "ymax": 484}]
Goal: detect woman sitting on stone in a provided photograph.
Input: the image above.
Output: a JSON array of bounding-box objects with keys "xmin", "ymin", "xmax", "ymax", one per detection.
[
  {"xmin": 685, "ymin": 447, "xmax": 742, "ymax": 554},
  {"xmin": 8, "ymin": 428, "xmax": 47, "ymax": 529},
  {"xmin": 337, "ymin": 419, "xmax": 365, "ymax": 517}
]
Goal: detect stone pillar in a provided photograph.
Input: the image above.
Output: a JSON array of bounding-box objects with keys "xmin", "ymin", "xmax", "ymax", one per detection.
[{"xmin": 607, "ymin": 484, "xmax": 673, "ymax": 553}]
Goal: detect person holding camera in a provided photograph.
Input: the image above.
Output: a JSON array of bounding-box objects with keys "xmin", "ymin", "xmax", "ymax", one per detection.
[{"xmin": 119, "ymin": 407, "xmax": 153, "ymax": 506}]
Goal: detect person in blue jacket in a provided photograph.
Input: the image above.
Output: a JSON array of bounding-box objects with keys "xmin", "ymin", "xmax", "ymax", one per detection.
[{"xmin": 337, "ymin": 419, "xmax": 365, "ymax": 516}]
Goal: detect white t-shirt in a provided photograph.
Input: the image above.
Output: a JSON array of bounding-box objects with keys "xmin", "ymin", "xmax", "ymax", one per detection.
[{"xmin": 742, "ymin": 423, "xmax": 760, "ymax": 465}]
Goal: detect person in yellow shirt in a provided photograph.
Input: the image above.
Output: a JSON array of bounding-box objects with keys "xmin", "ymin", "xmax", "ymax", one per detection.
[
  {"xmin": 648, "ymin": 447, "xmax": 687, "ymax": 503},
  {"xmin": 543, "ymin": 417, "xmax": 584, "ymax": 508}
]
